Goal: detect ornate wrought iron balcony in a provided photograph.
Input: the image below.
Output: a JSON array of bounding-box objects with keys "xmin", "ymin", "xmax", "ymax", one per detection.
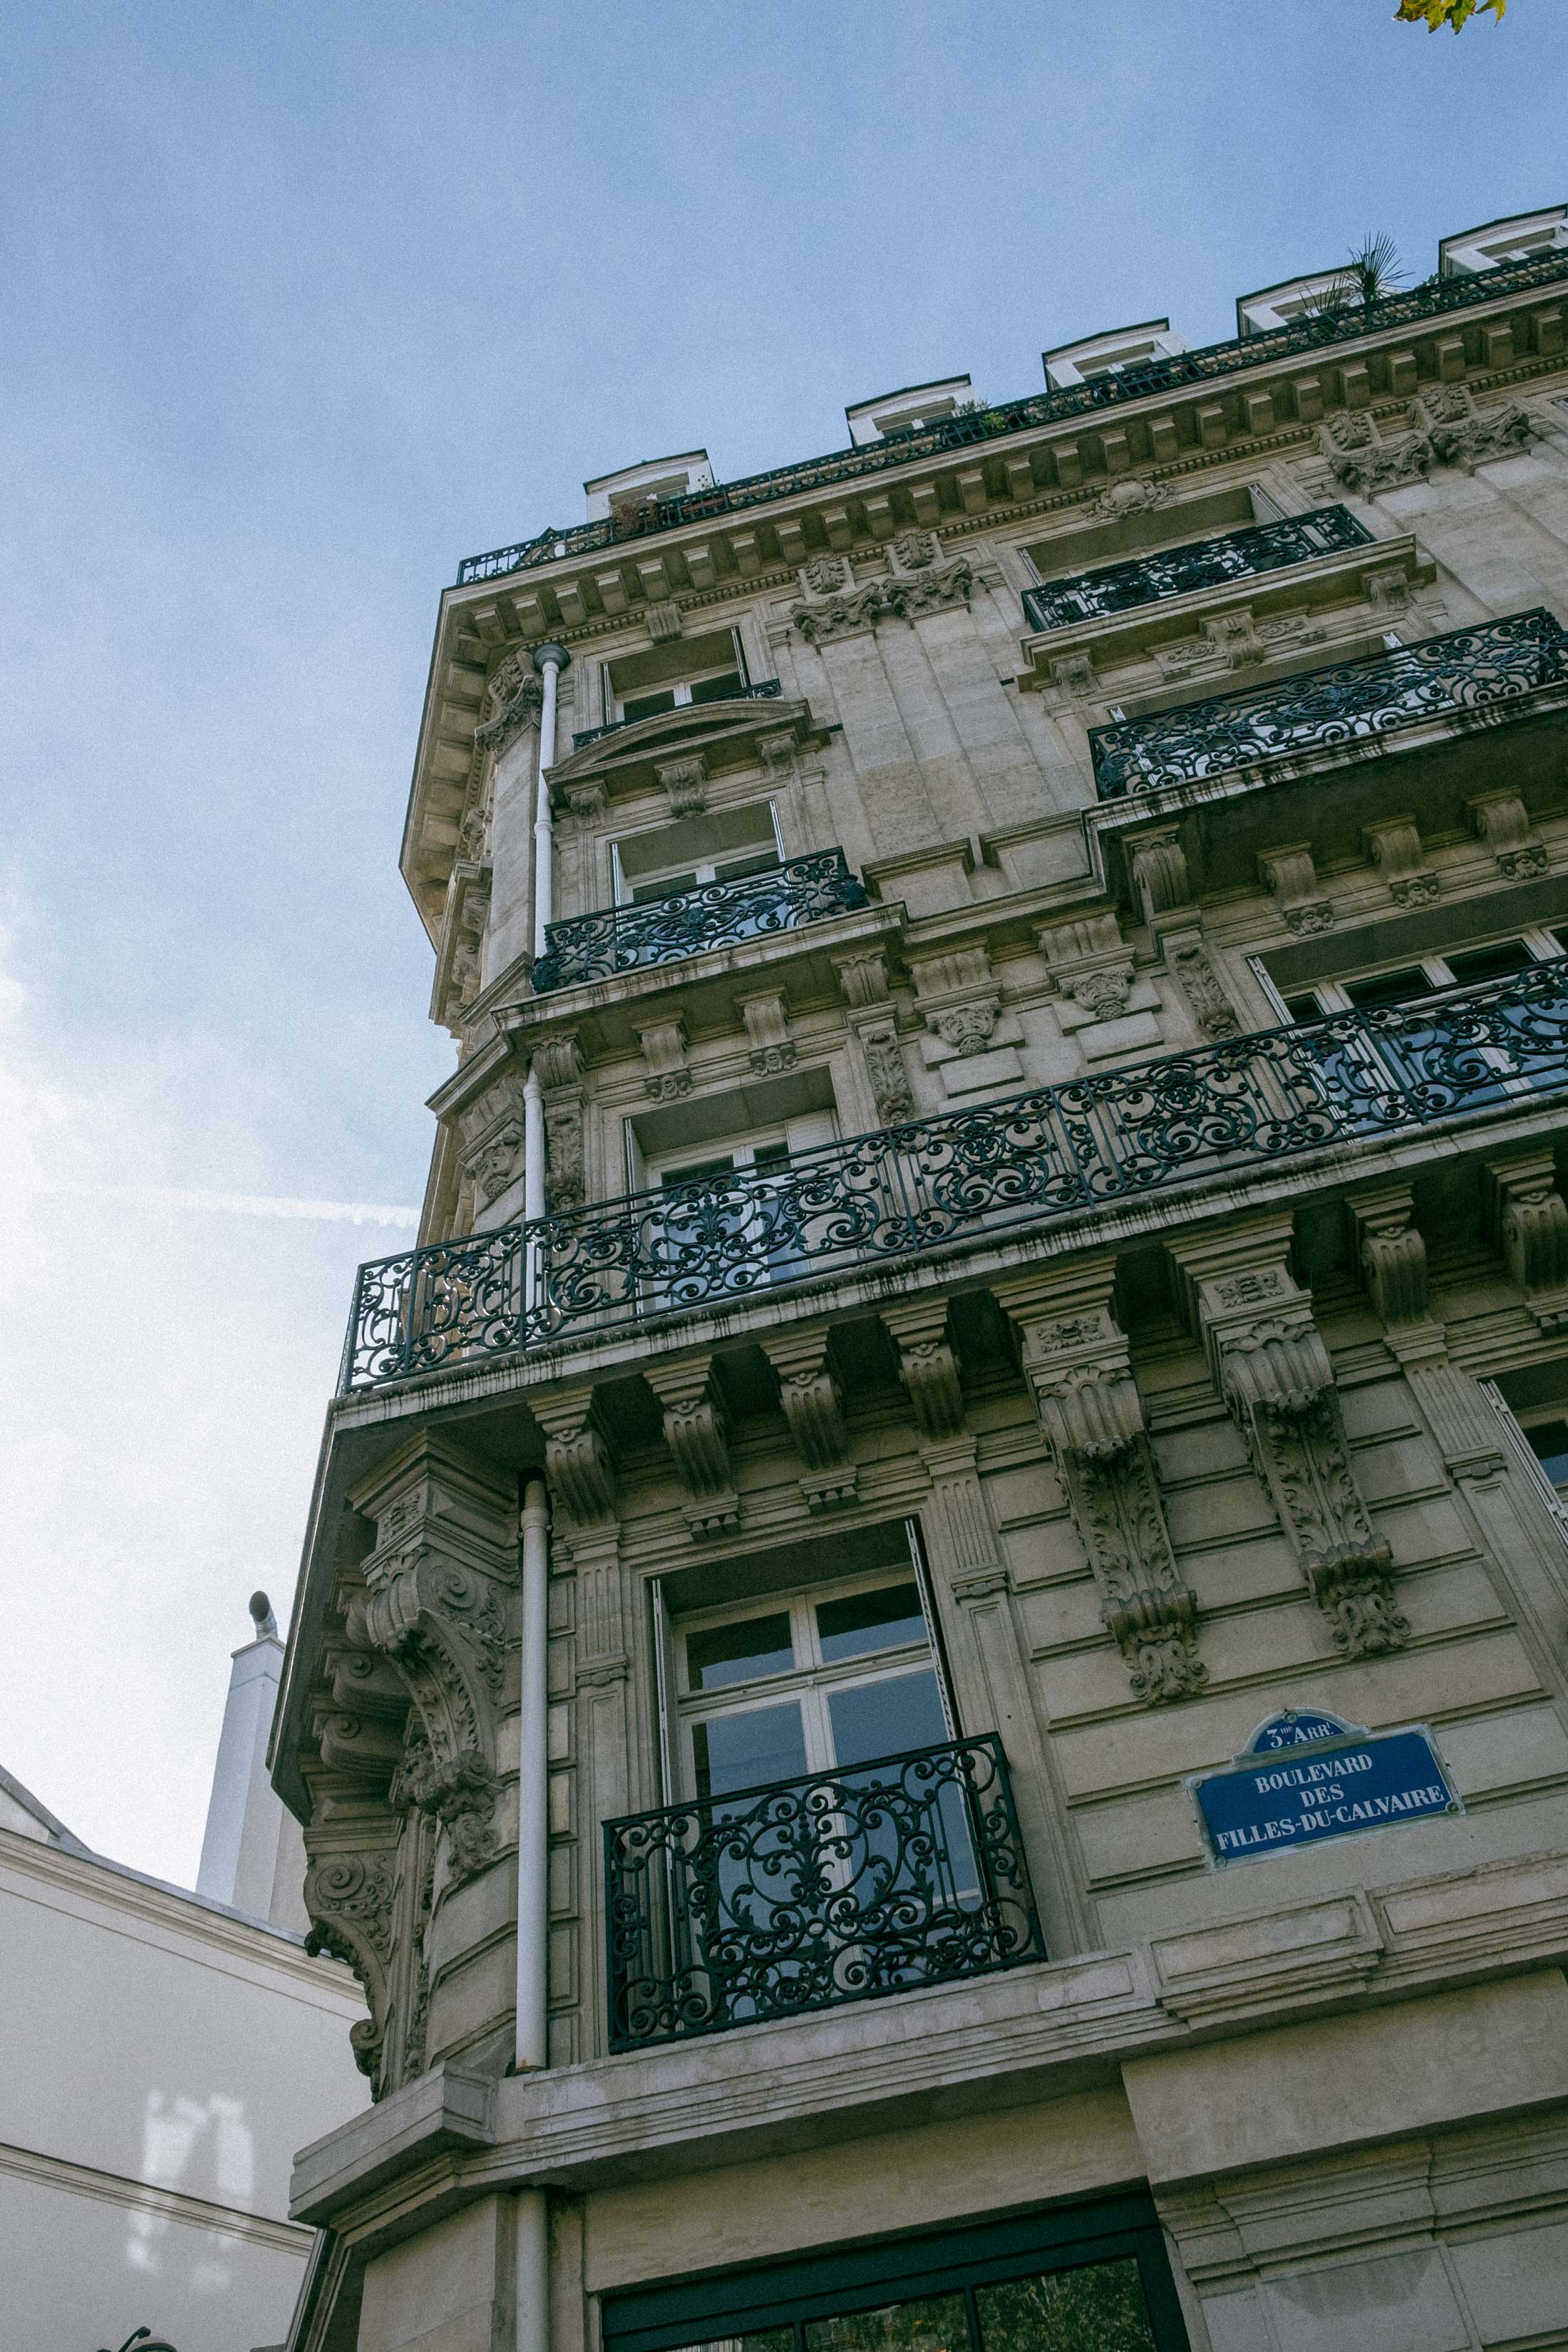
[
  {"xmin": 1090, "ymin": 609, "xmax": 1568, "ymax": 799},
  {"xmin": 603, "ymin": 1732, "xmax": 1044, "ymax": 2050},
  {"xmin": 455, "ymin": 249, "xmax": 1568, "ymax": 584},
  {"xmin": 1022, "ymin": 505, "xmax": 1372, "ymax": 635},
  {"xmin": 570, "ymin": 678, "xmax": 783, "ymax": 751},
  {"xmin": 530, "ymin": 850, "xmax": 869, "ymax": 994},
  {"xmin": 341, "ymin": 957, "xmax": 1568, "ymax": 1389}
]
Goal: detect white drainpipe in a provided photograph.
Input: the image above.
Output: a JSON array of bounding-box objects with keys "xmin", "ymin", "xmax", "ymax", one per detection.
[
  {"xmin": 522, "ymin": 1063, "xmax": 546, "ymax": 1318},
  {"xmin": 515, "ymin": 1473, "xmax": 552, "ymax": 2352},
  {"xmin": 531, "ymin": 642, "xmax": 569, "ymax": 961}
]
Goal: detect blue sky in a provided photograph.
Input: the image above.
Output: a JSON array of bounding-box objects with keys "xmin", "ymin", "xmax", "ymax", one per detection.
[{"xmin": 2, "ymin": 0, "xmax": 1563, "ymax": 1887}]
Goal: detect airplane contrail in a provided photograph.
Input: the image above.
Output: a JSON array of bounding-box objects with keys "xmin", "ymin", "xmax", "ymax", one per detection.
[{"xmin": 56, "ymin": 1182, "xmax": 419, "ymax": 1228}]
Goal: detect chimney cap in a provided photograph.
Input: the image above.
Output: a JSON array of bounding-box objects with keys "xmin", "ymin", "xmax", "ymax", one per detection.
[{"xmin": 249, "ymin": 1590, "xmax": 279, "ymax": 1639}]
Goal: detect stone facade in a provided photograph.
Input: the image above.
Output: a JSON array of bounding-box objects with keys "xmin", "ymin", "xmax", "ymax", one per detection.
[{"xmin": 277, "ymin": 217, "xmax": 1568, "ymax": 2351}]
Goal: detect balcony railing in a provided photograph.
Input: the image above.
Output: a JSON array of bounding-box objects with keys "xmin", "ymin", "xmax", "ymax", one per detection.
[
  {"xmin": 570, "ymin": 678, "xmax": 783, "ymax": 751},
  {"xmin": 1090, "ymin": 609, "xmax": 1568, "ymax": 799},
  {"xmin": 454, "ymin": 249, "xmax": 1568, "ymax": 584},
  {"xmin": 603, "ymin": 1732, "xmax": 1044, "ymax": 2050},
  {"xmin": 531, "ymin": 848, "xmax": 869, "ymax": 994},
  {"xmin": 340, "ymin": 958, "xmax": 1568, "ymax": 1390},
  {"xmin": 1022, "ymin": 505, "xmax": 1372, "ymax": 635}
]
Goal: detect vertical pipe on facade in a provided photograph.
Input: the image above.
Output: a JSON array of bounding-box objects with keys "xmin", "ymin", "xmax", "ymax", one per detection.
[
  {"xmin": 514, "ymin": 1474, "xmax": 551, "ymax": 2352},
  {"xmin": 531, "ymin": 641, "xmax": 570, "ymax": 961},
  {"xmin": 522, "ymin": 1066, "xmax": 546, "ymax": 1317}
]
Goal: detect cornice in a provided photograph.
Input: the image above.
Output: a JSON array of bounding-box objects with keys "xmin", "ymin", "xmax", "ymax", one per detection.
[{"xmin": 0, "ymin": 2135, "xmax": 310, "ymax": 2252}]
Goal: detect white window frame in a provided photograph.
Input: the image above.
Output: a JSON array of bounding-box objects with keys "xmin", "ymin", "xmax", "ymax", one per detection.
[
  {"xmin": 610, "ymin": 799, "xmax": 784, "ymax": 909},
  {"xmin": 603, "ymin": 627, "xmax": 750, "ymax": 726}
]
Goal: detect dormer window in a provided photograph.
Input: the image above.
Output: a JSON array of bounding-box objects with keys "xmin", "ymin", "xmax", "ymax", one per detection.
[
  {"xmin": 844, "ymin": 376, "xmax": 976, "ymax": 448},
  {"xmin": 1236, "ymin": 272, "xmax": 1361, "ymax": 337},
  {"xmin": 584, "ymin": 449, "xmax": 716, "ymax": 525},
  {"xmin": 604, "ymin": 627, "xmax": 749, "ymax": 725},
  {"xmin": 1041, "ymin": 321, "xmax": 1188, "ymax": 392},
  {"xmin": 1439, "ymin": 205, "xmax": 1568, "ymax": 278}
]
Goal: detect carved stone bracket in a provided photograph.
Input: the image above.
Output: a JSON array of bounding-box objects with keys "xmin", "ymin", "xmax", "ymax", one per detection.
[
  {"xmin": 1348, "ymin": 1183, "xmax": 1430, "ymax": 1330},
  {"xmin": 882, "ymin": 1297, "xmax": 967, "ymax": 1441},
  {"xmin": 1259, "ymin": 843, "xmax": 1334, "ymax": 937},
  {"xmin": 1469, "ymin": 788, "xmax": 1547, "ymax": 880},
  {"xmin": 1488, "ymin": 1152, "xmax": 1568, "ymax": 1334},
  {"xmin": 1364, "ymin": 815, "xmax": 1440, "ymax": 909},
  {"xmin": 638, "ymin": 1017, "xmax": 691, "ymax": 1101},
  {"xmin": 433, "ymin": 862, "xmax": 492, "ymax": 1041},
  {"xmin": 739, "ymin": 989, "xmax": 797, "ymax": 1076},
  {"xmin": 1410, "ymin": 383, "xmax": 1532, "ymax": 473},
  {"xmin": 304, "ymin": 1836, "xmax": 399, "ymax": 2089},
  {"xmin": 457, "ymin": 1073, "xmax": 525, "ymax": 1207},
  {"xmin": 645, "ymin": 1357, "xmax": 741, "ymax": 1535},
  {"xmin": 791, "ymin": 551, "xmax": 974, "ymax": 644},
  {"xmin": 532, "ymin": 1390, "xmax": 618, "ymax": 1527},
  {"xmin": 1161, "ymin": 924, "xmax": 1241, "ymax": 1039},
  {"xmin": 833, "ymin": 947, "xmax": 892, "ymax": 1009},
  {"xmin": 1125, "ymin": 827, "xmax": 1192, "ymax": 926},
  {"xmin": 995, "ymin": 1269, "xmax": 1205, "ymax": 1706},
  {"xmin": 475, "ymin": 653, "xmax": 544, "ymax": 756},
  {"xmin": 1316, "ymin": 411, "xmax": 1433, "ymax": 496},
  {"xmin": 1173, "ymin": 1234, "xmax": 1407, "ymax": 1659},
  {"xmin": 762, "ymin": 1327, "xmax": 857, "ymax": 1510},
  {"xmin": 655, "ymin": 753, "xmax": 708, "ymax": 820},
  {"xmin": 343, "ymin": 1439, "xmax": 519, "ymax": 1895},
  {"xmin": 852, "ymin": 1011, "xmax": 914, "ymax": 1123},
  {"xmin": 532, "ymin": 1029, "xmax": 587, "ymax": 1211}
]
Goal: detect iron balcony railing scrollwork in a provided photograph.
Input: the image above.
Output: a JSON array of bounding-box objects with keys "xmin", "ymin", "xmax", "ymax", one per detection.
[
  {"xmin": 339, "ymin": 956, "xmax": 1568, "ymax": 1391},
  {"xmin": 1090, "ymin": 608, "xmax": 1568, "ymax": 799},
  {"xmin": 531, "ymin": 848, "xmax": 869, "ymax": 994},
  {"xmin": 1022, "ymin": 505, "xmax": 1373, "ymax": 635},
  {"xmin": 570, "ymin": 678, "xmax": 783, "ymax": 751},
  {"xmin": 603, "ymin": 1731, "xmax": 1044, "ymax": 2050},
  {"xmin": 455, "ymin": 249, "xmax": 1568, "ymax": 584}
]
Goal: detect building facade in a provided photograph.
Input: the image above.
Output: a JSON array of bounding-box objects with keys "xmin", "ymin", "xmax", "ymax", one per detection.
[{"xmin": 276, "ymin": 208, "xmax": 1568, "ymax": 2352}]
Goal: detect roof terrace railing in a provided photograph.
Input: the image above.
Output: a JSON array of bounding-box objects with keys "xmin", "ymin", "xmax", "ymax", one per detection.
[
  {"xmin": 340, "ymin": 956, "xmax": 1568, "ymax": 1391},
  {"xmin": 1089, "ymin": 608, "xmax": 1568, "ymax": 798},
  {"xmin": 455, "ymin": 249, "xmax": 1568, "ymax": 587}
]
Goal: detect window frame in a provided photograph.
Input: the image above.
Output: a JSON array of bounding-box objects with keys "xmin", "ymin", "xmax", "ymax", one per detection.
[{"xmin": 603, "ymin": 626, "xmax": 751, "ymax": 725}]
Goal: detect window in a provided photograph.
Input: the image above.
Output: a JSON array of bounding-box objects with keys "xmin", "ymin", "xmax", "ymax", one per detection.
[
  {"xmin": 633, "ymin": 1111, "xmax": 840, "ymax": 1303},
  {"xmin": 677, "ymin": 1570, "xmax": 947, "ymax": 1802},
  {"xmin": 1284, "ymin": 931, "xmax": 1563, "ymax": 1023},
  {"xmin": 605, "ymin": 627, "xmax": 750, "ymax": 724},
  {"xmin": 600, "ymin": 2197, "xmax": 1192, "ymax": 2352},
  {"xmin": 1480, "ymin": 1382, "xmax": 1568, "ymax": 1540},
  {"xmin": 612, "ymin": 800, "xmax": 784, "ymax": 909}
]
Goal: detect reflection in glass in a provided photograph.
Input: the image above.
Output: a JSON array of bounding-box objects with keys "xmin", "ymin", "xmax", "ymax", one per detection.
[
  {"xmin": 975, "ymin": 2257, "xmax": 1158, "ymax": 2352},
  {"xmin": 692, "ymin": 1701, "xmax": 809, "ymax": 1800},
  {"xmin": 668, "ymin": 2331, "xmax": 793, "ymax": 2352},
  {"xmin": 688, "ymin": 1613, "xmax": 795, "ymax": 1690},
  {"xmin": 805, "ymin": 2292, "xmax": 967, "ymax": 2352},
  {"xmin": 827, "ymin": 1671, "xmax": 947, "ymax": 1768},
  {"xmin": 817, "ymin": 1582, "xmax": 927, "ymax": 1663}
]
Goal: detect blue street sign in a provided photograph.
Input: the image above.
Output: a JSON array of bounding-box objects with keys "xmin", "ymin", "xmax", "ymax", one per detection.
[{"xmin": 1189, "ymin": 1711, "xmax": 1461, "ymax": 1868}]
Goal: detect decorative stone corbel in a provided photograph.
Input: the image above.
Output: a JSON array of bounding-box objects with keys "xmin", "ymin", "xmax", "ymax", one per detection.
[
  {"xmin": 1410, "ymin": 383, "xmax": 1532, "ymax": 474},
  {"xmin": 996, "ymin": 1271, "xmax": 1204, "ymax": 1706},
  {"xmin": 832, "ymin": 947, "xmax": 892, "ymax": 1009},
  {"xmin": 1316, "ymin": 410, "xmax": 1433, "ymax": 496},
  {"xmin": 638, "ymin": 1017, "xmax": 691, "ymax": 1101},
  {"xmin": 762, "ymin": 1328, "xmax": 857, "ymax": 1510},
  {"xmin": 434, "ymin": 865, "xmax": 492, "ymax": 1041},
  {"xmin": 1488, "ymin": 1152, "xmax": 1568, "ymax": 1334},
  {"xmin": 303, "ymin": 1835, "xmax": 399, "ymax": 2088},
  {"xmin": 1469, "ymin": 789, "xmax": 1547, "ymax": 880},
  {"xmin": 644, "ymin": 1357, "xmax": 741, "ymax": 1535},
  {"xmin": 474, "ymin": 651, "xmax": 544, "ymax": 755},
  {"xmin": 882, "ymin": 1298, "xmax": 1007, "ymax": 1600},
  {"xmin": 457, "ymin": 1073, "xmax": 525, "ymax": 1207},
  {"xmin": 739, "ymin": 990, "xmax": 796, "ymax": 1076},
  {"xmin": 532, "ymin": 1390, "xmax": 618, "ymax": 1527},
  {"xmin": 1348, "ymin": 1184, "xmax": 1430, "ymax": 1330},
  {"xmin": 562, "ymin": 780, "xmax": 609, "ymax": 826},
  {"xmin": 1125, "ymin": 827, "xmax": 1192, "ymax": 925},
  {"xmin": 532, "ymin": 1031, "xmax": 586, "ymax": 1212},
  {"xmin": 1174, "ymin": 1235, "xmax": 1408, "ymax": 1659},
  {"xmin": 654, "ymin": 753, "xmax": 707, "ymax": 820},
  {"xmin": 856, "ymin": 1016, "xmax": 914, "ymax": 1123},
  {"xmin": 1162, "ymin": 927, "xmax": 1241, "ymax": 1039},
  {"xmin": 1259, "ymin": 843, "xmax": 1334, "ymax": 937},
  {"xmin": 882, "ymin": 1297, "xmax": 967, "ymax": 1442},
  {"xmin": 911, "ymin": 943, "xmax": 1024, "ymax": 1095},
  {"xmin": 342, "ymin": 1440, "xmax": 519, "ymax": 1894},
  {"xmin": 1363, "ymin": 816, "xmax": 1439, "ymax": 909}
]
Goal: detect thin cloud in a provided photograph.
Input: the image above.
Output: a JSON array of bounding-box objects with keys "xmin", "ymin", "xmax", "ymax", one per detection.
[{"xmin": 56, "ymin": 1180, "xmax": 418, "ymax": 1228}]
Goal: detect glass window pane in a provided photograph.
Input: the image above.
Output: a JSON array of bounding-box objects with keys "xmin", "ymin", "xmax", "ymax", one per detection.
[
  {"xmin": 805, "ymin": 2291, "xmax": 966, "ymax": 2352},
  {"xmin": 1344, "ymin": 967, "xmax": 1430, "ymax": 1011},
  {"xmin": 668, "ymin": 2332, "xmax": 793, "ymax": 2352},
  {"xmin": 827, "ymin": 1669, "xmax": 946, "ymax": 1768},
  {"xmin": 622, "ymin": 688, "xmax": 677, "ymax": 721},
  {"xmin": 1284, "ymin": 993, "xmax": 1321, "ymax": 1025},
  {"xmin": 687, "ymin": 1612, "xmax": 795, "ymax": 1690},
  {"xmin": 692, "ymin": 1701, "xmax": 808, "ymax": 1799},
  {"xmin": 817, "ymin": 1582, "xmax": 927, "ymax": 1663},
  {"xmin": 1445, "ymin": 939, "xmax": 1533, "ymax": 986},
  {"xmin": 1527, "ymin": 1419, "xmax": 1568, "ymax": 1487},
  {"xmin": 975, "ymin": 2257, "xmax": 1158, "ymax": 2352},
  {"xmin": 689, "ymin": 669, "xmax": 746, "ymax": 704}
]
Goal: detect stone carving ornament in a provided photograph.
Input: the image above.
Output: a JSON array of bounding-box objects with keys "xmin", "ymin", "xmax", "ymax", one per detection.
[
  {"xmin": 791, "ymin": 552, "xmax": 974, "ymax": 644},
  {"xmin": 475, "ymin": 652, "xmax": 545, "ymax": 755}
]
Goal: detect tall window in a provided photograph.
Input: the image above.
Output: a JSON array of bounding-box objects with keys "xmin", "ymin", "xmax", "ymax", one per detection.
[{"xmin": 604, "ymin": 626, "xmax": 750, "ymax": 724}]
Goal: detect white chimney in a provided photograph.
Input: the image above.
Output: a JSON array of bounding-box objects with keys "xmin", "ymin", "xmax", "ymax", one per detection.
[{"xmin": 196, "ymin": 1591, "xmax": 308, "ymax": 1932}]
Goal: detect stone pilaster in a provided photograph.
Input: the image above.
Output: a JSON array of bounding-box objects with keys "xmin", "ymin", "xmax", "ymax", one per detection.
[{"xmin": 1172, "ymin": 1226, "xmax": 1408, "ymax": 1661}]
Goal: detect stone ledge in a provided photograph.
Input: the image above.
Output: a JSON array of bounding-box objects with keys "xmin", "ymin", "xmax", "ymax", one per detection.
[{"xmin": 292, "ymin": 1846, "xmax": 1568, "ymax": 2251}]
